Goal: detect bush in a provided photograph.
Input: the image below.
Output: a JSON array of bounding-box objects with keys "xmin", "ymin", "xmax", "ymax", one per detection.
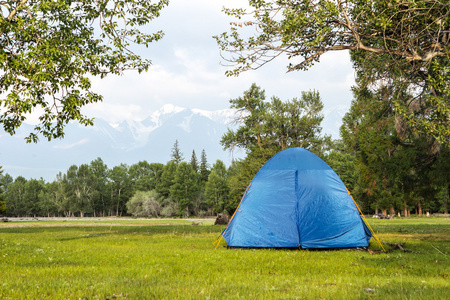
[{"xmin": 126, "ymin": 190, "xmax": 162, "ymax": 217}]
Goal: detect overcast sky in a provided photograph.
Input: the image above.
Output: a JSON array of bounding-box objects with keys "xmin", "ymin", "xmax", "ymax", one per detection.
[{"xmin": 80, "ymin": 0, "xmax": 355, "ymax": 124}]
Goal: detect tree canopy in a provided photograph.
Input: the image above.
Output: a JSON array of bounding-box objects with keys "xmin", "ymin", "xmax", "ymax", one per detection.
[
  {"xmin": 221, "ymin": 83, "xmax": 327, "ymax": 158},
  {"xmin": 221, "ymin": 84, "xmax": 329, "ymax": 210},
  {"xmin": 215, "ymin": 0, "xmax": 450, "ymax": 144},
  {"xmin": 0, "ymin": 0, "xmax": 168, "ymax": 142}
]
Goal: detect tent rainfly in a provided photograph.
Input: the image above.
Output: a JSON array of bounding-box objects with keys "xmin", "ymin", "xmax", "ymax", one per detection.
[{"xmin": 219, "ymin": 147, "xmax": 373, "ymax": 249}]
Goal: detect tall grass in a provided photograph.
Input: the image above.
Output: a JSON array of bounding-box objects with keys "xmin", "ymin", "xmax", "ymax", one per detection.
[{"xmin": 0, "ymin": 218, "xmax": 448, "ymax": 299}]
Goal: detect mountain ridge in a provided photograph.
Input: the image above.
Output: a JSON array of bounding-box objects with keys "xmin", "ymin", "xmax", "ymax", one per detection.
[{"xmin": 1, "ymin": 104, "xmax": 348, "ymax": 181}]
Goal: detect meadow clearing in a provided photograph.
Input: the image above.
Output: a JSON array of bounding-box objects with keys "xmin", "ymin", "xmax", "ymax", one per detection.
[{"xmin": 0, "ymin": 217, "xmax": 448, "ymax": 299}]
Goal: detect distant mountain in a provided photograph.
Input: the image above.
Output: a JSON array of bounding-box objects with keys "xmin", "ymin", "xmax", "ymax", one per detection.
[
  {"xmin": 1, "ymin": 104, "xmax": 347, "ymax": 181},
  {"xmin": 1, "ymin": 105, "xmax": 238, "ymax": 181},
  {"xmin": 322, "ymin": 105, "xmax": 349, "ymax": 138}
]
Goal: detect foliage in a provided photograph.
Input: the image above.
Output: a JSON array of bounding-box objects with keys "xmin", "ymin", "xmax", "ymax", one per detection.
[
  {"xmin": 222, "ymin": 84, "xmax": 327, "ymax": 157},
  {"xmin": 0, "ymin": 167, "xmax": 6, "ymax": 214},
  {"xmin": 341, "ymin": 50, "xmax": 450, "ymax": 215},
  {"xmin": 170, "ymin": 162, "xmax": 200, "ymax": 216},
  {"xmin": 0, "ymin": 218, "xmax": 448, "ymax": 299},
  {"xmin": 170, "ymin": 140, "xmax": 184, "ymax": 165},
  {"xmin": 215, "ymin": 0, "xmax": 450, "ymax": 144},
  {"xmin": 189, "ymin": 150, "xmax": 199, "ymax": 173},
  {"xmin": 126, "ymin": 190, "xmax": 162, "ymax": 217},
  {"xmin": 0, "ymin": 0, "xmax": 168, "ymax": 142},
  {"xmin": 204, "ymin": 160, "xmax": 229, "ymax": 214},
  {"xmin": 4, "ymin": 176, "xmax": 26, "ymax": 216},
  {"xmin": 128, "ymin": 161, "xmax": 164, "ymax": 193},
  {"xmin": 199, "ymin": 149, "xmax": 210, "ymax": 182},
  {"xmin": 323, "ymin": 142, "xmax": 358, "ymax": 193},
  {"xmin": 222, "ymin": 84, "xmax": 329, "ymax": 212},
  {"xmin": 155, "ymin": 160, "xmax": 177, "ymax": 198},
  {"xmin": 2, "ymin": 135, "xmax": 448, "ymax": 217}
]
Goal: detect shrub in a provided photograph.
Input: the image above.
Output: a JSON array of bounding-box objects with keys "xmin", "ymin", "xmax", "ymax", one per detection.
[{"xmin": 126, "ymin": 190, "xmax": 162, "ymax": 217}]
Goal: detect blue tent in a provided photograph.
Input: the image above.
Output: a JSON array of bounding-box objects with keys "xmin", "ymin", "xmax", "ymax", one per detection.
[{"xmin": 221, "ymin": 147, "xmax": 372, "ymax": 249}]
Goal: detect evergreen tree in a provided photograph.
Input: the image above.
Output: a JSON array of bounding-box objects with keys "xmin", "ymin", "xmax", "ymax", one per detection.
[
  {"xmin": 171, "ymin": 140, "xmax": 184, "ymax": 165},
  {"xmin": 204, "ymin": 160, "xmax": 229, "ymax": 214},
  {"xmin": 170, "ymin": 162, "xmax": 199, "ymax": 216},
  {"xmin": 190, "ymin": 150, "xmax": 199, "ymax": 173},
  {"xmin": 199, "ymin": 149, "xmax": 210, "ymax": 182},
  {"xmin": 155, "ymin": 161, "xmax": 177, "ymax": 198},
  {"xmin": 340, "ymin": 71, "xmax": 445, "ymax": 215}
]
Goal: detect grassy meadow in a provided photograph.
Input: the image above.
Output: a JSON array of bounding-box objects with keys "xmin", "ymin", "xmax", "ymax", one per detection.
[{"xmin": 0, "ymin": 217, "xmax": 448, "ymax": 299}]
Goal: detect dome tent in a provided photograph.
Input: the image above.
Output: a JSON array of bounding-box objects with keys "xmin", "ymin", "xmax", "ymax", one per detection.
[{"xmin": 221, "ymin": 147, "xmax": 372, "ymax": 249}]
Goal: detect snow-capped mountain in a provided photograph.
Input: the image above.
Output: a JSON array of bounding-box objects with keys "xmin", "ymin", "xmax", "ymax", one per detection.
[
  {"xmin": 1, "ymin": 105, "xmax": 237, "ymax": 181},
  {"xmin": 1, "ymin": 104, "xmax": 347, "ymax": 181}
]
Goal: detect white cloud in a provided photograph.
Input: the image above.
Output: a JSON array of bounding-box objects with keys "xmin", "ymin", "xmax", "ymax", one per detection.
[{"xmin": 64, "ymin": 0, "xmax": 355, "ymax": 124}]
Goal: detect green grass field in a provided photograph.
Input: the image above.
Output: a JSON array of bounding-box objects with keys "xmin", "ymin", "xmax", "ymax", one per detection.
[{"xmin": 0, "ymin": 217, "xmax": 448, "ymax": 299}]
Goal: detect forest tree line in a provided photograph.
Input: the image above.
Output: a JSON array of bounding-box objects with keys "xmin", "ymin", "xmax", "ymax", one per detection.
[{"xmin": 0, "ymin": 84, "xmax": 448, "ymax": 218}]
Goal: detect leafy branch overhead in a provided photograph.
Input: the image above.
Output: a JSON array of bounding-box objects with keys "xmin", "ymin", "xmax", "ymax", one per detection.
[
  {"xmin": 0, "ymin": 0, "xmax": 168, "ymax": 142},
  {"xmin": 216, "ymin": 0, "xmax": 449, "ymax": 73},
  {"xmin": 215, "ymin": 0, "xmax": 450, "ymax": 145}
]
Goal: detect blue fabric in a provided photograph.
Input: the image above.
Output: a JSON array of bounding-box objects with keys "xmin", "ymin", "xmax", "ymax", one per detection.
[{"xmin": 222, "ymin": 147, "xmax": 372, "ymax": 249}]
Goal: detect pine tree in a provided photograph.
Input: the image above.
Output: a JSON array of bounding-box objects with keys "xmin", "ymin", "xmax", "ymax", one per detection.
[
  {"xmin": 199, "ymin": 149, "xmax": 210, "ymax": 182},
  {"xmin": 204, "ymin": 160, "xmax": 229, "ymax": 214},
  {"xmin": 190, "ymin": 150, "xmax": 199, "ymax": 173},
  {"xmin": 171, "ymin": 140, "xmax": 184, "ymax": 165},
  {"xmin": 170, "ymin": 162, "xmax": 199, "ymax": 216},
  {"xmin": 155, "ymin": 161, "xmax": 177, "ymax": 198}
]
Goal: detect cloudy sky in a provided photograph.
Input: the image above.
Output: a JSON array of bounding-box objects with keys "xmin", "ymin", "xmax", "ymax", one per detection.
[{"xmin": 79, "ymin": 0, "xmax": 355, "ymax": 125}]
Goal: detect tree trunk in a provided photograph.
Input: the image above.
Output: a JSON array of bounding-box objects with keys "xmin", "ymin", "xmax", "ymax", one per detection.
[
  {"xmin": 389, "ymin": 206, "xmax": 395, "ymax": 216},
  {"xmin": 116, "ymin": 188, "xmax": 122, "ymax": 216},
  {"xmin": 418, "ymin": 200, "xmax": 422, "ymax": 216},
  {"xmin": 382, "ymin": 208, "xmax": 387, "ymax": 215}
]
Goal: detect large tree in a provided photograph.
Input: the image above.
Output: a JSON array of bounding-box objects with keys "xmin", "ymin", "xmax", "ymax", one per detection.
[
  {"xmin": 222, "ymin": 83, "xmax": 327, "ymax": 161},
  {"xmin": 340, "ymin": 72, "xmax": 449, "ymax": 215},
  {"xmin": 4, "ymin": 176, "xmax": 26, "ymax": 216},
  {"xmin": 0, "ymin": 0, "xmax": 168, "ymax": 142},
  {"xmin": 170, "ymin": 162, "xmax": 199, "ymax": 216},
  {"xmin": 107, "ymin": 163, "xmax": 130, "ymax": 216},
  {"xmin": 216, "ymin": 0, "xmax": 450, "ymax": 144},
  {"xmin": 171, "ymin": 140, "xmax": 184, "ymax": 165},
  {"xmin": 155, "ymin": 160, "xmax": 177, "ymax": 198},
  {"xmin": 222, "ymin": 84, "xmax": 328, "ymax": 212},
  {"xmin": 204, "ymin": 160, "xmax": 229, "ymax": 215},
  {"xmin": 64, "ymin": 164, "xmax": 95, "ymax": 217},
  {"xmin": 89, "ymin": 158, "xmax": 109, "ymax": 217},
  {"xmin": 128, "ymin": 161, "xmax": 163, "ymax": 193}
]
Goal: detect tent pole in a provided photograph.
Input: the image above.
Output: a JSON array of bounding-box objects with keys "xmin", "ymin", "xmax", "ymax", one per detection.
[{"xmin": 346, "ymin": 187, "xmax": 386, "ymax": 252}]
